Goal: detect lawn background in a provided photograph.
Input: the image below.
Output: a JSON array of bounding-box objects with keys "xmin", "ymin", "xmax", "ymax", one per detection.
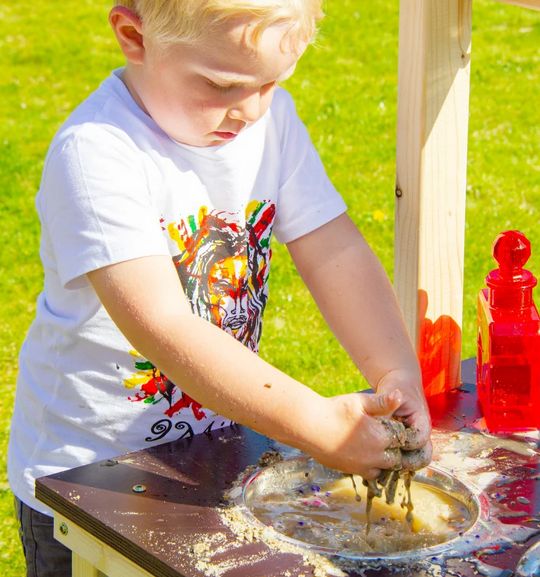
[{"xmin": 1, "ymin": 1, "xmax": 538, "ymax": 573}]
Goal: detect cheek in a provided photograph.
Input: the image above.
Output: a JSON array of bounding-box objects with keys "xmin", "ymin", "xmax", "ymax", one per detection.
[
  {"xmin": 260, "ymin": 88, "xmax": 276, "ymax": 114},
  {"xmin": 179, "ymin": 94, "xmax": 230, "ymax": 126},
  {"xmin": 196, "ymin": 94, "xmax": 232, "ymax": 114},
  {"xmin": 145, "ymin": 78, "xmax": 204, "ymax": 117}
]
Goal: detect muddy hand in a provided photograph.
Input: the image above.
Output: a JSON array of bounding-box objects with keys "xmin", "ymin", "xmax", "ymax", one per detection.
[
  {"xmin": 401, "ymin": 443, "xmax": 432, "ymax": 472},
  {"xmin": 379, "ymin": 417, "xmax": 407, "ymax": 449},
  {"xmin": 376, "ymin": 369, "xmax": 432, "ymax": 453},
  {"xmin": 360, "ymin": 389, "xmax": 403, "ymax": 420},
  {"xmin": 378, "ymin": 418, "xmax": 432, "ymax": 472},
  {"xmin": 359, "ymin": 391, "xmax": 407, "ymax": 473},
  {"xmin": 393, "ymin": 419, "xmax": 433, "ymax": 470},
  {"xmin": 382, "ymin": 447, "xmax": 403, "ymax": 470},
  {"xmin": 346, "ymin": 389, "xmax": 407, "ymax": 478},
  {"xmin": 375, "ymin": 412, "xmax": 432, "ymax": 472}
]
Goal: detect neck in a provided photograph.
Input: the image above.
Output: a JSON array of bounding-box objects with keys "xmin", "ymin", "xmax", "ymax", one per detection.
[{"xmin": 119, "ymin": 66, "xmax": 149, "ymax": 115}]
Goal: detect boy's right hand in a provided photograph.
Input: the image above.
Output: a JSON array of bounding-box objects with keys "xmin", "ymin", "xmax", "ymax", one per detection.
[{"xmin": 307, "ymin": 389, "xmax": 410, "ymax": 480}]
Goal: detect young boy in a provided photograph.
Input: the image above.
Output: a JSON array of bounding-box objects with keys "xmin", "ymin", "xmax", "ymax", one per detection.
[{"xmin": 8, "ymin": 1, "xmax": 431, "ymax": 575}]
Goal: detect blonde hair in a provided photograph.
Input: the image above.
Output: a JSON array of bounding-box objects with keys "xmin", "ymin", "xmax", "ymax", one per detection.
[{"xmin": 113, "ymin": 0, "xmax": 324, "ymax": 46}]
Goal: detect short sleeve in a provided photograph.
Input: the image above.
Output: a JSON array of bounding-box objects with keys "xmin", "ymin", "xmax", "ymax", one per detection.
[
  {"xmin": 39, "ymin": 125, "xmax": 169, "ymax": 289},
  {"xmin": 270, "ymin": 91, "xmax": 347, "ymax": 244}
]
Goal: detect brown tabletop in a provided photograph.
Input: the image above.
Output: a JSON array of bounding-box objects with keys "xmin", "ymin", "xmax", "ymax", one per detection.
[{"xmin": 36, "ymin": 359, "xmax": 540, "ymax": 577}]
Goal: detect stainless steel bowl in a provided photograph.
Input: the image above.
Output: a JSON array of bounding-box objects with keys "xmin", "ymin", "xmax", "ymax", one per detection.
[{"xmin": 234, "ymin": 457, "xmax": 489, "ymax": 561}]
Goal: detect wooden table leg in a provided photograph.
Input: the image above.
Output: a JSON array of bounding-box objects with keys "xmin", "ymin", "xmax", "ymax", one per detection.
[
  {"xmin": 53, "ymin": 513, "xmax": 154, "ymax": 577},
  {"xmin": 72, "ymin": 553, "xmax": 100, "ymax": 577}
]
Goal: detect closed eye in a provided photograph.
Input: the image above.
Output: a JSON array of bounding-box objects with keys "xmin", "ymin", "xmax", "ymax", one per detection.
[
  {"xmin": 206, "ymin": 78, "xmax": 277, "ymax": 94},
  {"xmin": 206, "ymin": 79, "xmax": 236, "ymax": 93}
]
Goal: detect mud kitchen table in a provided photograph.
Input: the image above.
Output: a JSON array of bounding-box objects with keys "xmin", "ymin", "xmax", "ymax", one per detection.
[
  {"xmin": 34, "ymin": 0, "xmax": 540, "ymax": 572},
  {"xmin": 36, "ymin": 359, "xmax": 540, "ymax": 577}
]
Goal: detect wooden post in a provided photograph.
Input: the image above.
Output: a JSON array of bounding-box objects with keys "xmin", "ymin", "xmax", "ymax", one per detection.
[{"xmin": 394, "ymin": 0, "xmax": 472, "ymax": 395}]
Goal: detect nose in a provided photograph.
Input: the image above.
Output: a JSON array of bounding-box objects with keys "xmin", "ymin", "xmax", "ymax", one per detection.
[{"xmin": 228, "ymin": 89, "xmax": 263, "ymax": 124}]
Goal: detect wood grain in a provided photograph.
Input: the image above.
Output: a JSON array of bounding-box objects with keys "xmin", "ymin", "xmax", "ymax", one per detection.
[{"xmin": 395, "ymin": 0, "xmax": 472, "ymax": 391}]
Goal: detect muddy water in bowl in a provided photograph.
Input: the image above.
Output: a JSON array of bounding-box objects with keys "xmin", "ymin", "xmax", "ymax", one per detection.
[{"xmin": 240, "ymin": 458, "xmax": 479, "ymax": 558}]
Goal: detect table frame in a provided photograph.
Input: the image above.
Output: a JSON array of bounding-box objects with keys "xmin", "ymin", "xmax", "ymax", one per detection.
[{"xmin": 54, "ymin": 512, "xmax": 151, "ymax": 577}]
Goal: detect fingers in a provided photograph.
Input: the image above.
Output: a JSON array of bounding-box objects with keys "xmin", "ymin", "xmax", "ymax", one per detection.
[
  {"xmin": 361, "ymin": 389, "xmax": 403, "ymax": 417},
  {"xmin": 363, "ymin": 467, "xmax": 383, "ymax": 480},
  {"xmin": 376, "ymin": 441, "xmax": 431, "ymax": 473},
  {"xmin": 400, "ymin": 416, "xmax": 432, "ymax": 450},
  {"xmin": 365, "ymin": 446, "xmax": 403, "ymax": 474},
  {"xmin": 401, "ymin": 442, "xmax": 432, "ymax": 472},
  {"xmin": 379, "ymin": 417, "xmax": 407, "ymax": 448},
  {"xmin": 382, "ymin": 447, "xmax": 403, "ymax": 470},
  {"xmin": 366, "ymin": 445, "xmax": 430, "ymax": 480},
  {"xmin": 374, "ymin": 415, "xmax": 432, "ymax": 474}
]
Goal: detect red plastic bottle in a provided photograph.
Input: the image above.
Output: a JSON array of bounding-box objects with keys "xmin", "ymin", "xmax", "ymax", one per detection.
[{"xmin": 477, "ymin": 230, "xmax": 540, "ymax": 432}]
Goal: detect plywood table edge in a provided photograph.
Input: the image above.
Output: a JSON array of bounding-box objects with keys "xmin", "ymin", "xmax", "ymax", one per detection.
[{"xmin": 36, "ymin": 480, "xmax": 184, "ymax": 577}]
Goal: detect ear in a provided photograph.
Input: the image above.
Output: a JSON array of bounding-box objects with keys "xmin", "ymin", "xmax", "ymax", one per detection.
[{"xmin": 109, "ymin": 6, "xmax": 145, "ymax": 65}]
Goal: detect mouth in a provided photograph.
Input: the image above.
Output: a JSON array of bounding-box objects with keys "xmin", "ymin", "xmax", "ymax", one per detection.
[{"xmin": 213, "ymin": 131, "xmax": 238, "ymax": 140}]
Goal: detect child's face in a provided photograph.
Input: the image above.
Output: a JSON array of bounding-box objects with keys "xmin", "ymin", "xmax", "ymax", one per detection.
[{"xmin": 127, "ymin": 18, "xmax": 307, "ymax": 147}]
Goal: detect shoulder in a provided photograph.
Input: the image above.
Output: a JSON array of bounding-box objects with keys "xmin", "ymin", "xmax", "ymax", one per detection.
[
  {"xmin": 47, "ymin": 71, "xmax": 151, "ymax": 162},
  {"xmin": 265, "ymin": 87, "xmax": 314, "ymax": 155},
  {"xmin": 269, "ymin": 86, "xmax": 298, "ymax": 120},
  {"xmin": 39, "ymin": 121, "xmax": 144, "ymax": 209},
  {"xmin": 48, "ymin": 121, "xmax": 139, "ymax": 164},
  {"xmin": 39, "ymin": 107, "xmax": 149, "ymax": 215}
]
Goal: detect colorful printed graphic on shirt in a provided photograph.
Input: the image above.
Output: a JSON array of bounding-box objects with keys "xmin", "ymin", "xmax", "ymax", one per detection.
[
  {"xmin": 124, "ymin": 350, "xmax": 205, "ymax": 419},
  {"xmin": 123, "ymin": 200, "xmax": 275, "ymax": 438},
  {"xmin": 169, "ymin": 200, "xmax": 274, "ymax": 352}
]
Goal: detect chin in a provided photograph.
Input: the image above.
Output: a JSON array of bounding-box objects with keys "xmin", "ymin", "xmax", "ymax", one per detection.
[{"xmin": 188, "ymin": 134, "xmax": 223, "ymax": 147}]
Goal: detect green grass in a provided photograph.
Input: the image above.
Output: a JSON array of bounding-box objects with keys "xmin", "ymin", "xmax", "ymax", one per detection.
[{"xmin": 1, "ymin": 1, "xmax": 539, "ymax": 573}]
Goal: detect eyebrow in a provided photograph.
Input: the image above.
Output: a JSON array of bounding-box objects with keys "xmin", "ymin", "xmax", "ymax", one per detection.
[{"xmin": 205, "ymin": 63, "xmax": 297, "ymax": 87}]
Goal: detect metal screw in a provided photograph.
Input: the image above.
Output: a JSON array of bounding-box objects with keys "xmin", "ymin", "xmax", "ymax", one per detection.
[
  {"xmin": 59, "ymin": 522, "xmax": 69, "ymax": 536},
  {"xmin": 132, "ymin": 484, "xmax": 147, "ymax": 493}
]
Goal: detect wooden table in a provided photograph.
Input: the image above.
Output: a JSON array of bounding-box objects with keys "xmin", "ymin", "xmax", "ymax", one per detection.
[{"xmin": 36, "ymin": 359, "xmax": 540, "ymax": 577}]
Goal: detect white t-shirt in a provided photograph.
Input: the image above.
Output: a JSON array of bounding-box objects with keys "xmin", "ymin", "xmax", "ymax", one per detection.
[{"xmin": 8, "ymin": 69, "xmax": 347, "ymax": 514}]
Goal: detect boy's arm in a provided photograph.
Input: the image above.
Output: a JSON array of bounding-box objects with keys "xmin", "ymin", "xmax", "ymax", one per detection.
[
  {"xmin": 286, "ymin": 212, "xmax": 431, "ymax": 455},
  {"xmin": 87, "ymin": 255, "xmax": 405, "ymax": 478}
]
